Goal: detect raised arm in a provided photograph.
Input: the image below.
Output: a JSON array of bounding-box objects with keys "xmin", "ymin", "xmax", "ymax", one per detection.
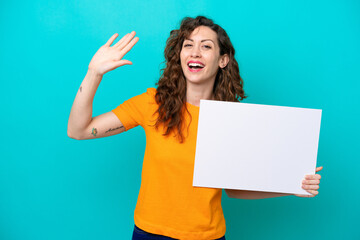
[{"xmin": 67, "ymin": 32, "xmax": 139, "ymax": 140}]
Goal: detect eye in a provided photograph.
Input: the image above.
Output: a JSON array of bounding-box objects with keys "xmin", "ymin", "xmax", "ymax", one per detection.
[
  {"xmin": 184, "ymin": 44, "xmax": 192, "ymax": 47},
  {"xmin": 203, "ymin": 45, "xmax": 212, "ymax": 49}
]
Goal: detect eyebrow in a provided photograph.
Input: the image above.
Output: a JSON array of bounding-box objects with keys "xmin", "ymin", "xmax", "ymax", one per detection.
[{"xmin": 185, "ymin": 38, "xmax": 215, "ymax": 44}]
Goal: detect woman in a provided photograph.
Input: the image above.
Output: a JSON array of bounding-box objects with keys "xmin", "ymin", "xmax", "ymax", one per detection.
[{"xmin": 68, "ymin": 16, "xmax": 322, "ymax": 240}]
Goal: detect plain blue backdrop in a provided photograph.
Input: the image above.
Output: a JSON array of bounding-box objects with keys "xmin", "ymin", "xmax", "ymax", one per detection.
[{"xmin": 1, "ymin": 0, "xmax": 359, "ymax": 239}]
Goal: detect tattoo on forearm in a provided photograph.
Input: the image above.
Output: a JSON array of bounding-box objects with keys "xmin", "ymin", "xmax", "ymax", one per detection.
[
  {"xmin": 91, "ymin": 127, "xmax": 97, "ymax": 136},
  {"xmin": 79, "ymin": 86, "xmax": 82, "ymax": 92},
  {"xmin": 105, "ymin": 126, "xmax": 124, "ymax": 133}
]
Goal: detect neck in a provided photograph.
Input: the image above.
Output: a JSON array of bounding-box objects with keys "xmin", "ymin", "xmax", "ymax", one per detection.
[{"xmin": 186, "ymin": 81, "xmax": 215, "ymax": 107}]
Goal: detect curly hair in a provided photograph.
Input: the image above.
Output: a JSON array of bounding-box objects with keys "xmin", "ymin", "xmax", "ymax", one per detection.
[{"xmin": 154, "ymin": 16, "xmax": 246, "ymax": 143}]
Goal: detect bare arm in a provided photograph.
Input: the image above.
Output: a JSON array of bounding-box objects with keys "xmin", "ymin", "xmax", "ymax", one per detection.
[
  {"xmin": 224, "ymin": 189, "xmax": 291, "ymax": 199},
  {"xmin": 67, "ymin": 32, "xmax": 139, "ymax": 140}
]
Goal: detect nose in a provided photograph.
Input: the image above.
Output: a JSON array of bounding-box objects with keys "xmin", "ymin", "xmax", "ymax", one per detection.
[{"xmin": 191, "ymin": 45, "xmax": 201, "ymax": 58}]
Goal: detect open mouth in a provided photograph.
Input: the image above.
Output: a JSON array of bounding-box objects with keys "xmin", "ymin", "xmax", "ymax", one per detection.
[{"xmin": 187, "ymin": 61, "xmax": 205, "ymax": 72}]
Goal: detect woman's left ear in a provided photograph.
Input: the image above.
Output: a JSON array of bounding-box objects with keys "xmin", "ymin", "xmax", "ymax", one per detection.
[{"xmin": 219, "ymin": 54, "xmax": 229, "ymax": 68}]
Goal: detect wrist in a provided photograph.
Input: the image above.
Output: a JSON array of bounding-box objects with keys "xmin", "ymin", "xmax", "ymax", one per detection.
[{"xmin": 87, "ymin": 67, "xmax": 104, "ymax": 78}]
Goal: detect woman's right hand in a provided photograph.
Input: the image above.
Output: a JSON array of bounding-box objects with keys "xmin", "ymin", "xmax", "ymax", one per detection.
[{"xmin": 88, "ymin": 31, "xmax": 139, "ymax": 76}]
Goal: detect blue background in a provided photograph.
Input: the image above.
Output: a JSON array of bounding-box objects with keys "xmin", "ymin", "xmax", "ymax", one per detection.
[{"xmin": 1, "ymin": 0, "xmax": 359, "ymax": 239}]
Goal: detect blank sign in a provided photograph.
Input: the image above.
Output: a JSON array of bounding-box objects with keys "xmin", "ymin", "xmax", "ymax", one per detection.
[{"xmin": 193, "ymin": 100, "xmax": 322, "ymax": 195}]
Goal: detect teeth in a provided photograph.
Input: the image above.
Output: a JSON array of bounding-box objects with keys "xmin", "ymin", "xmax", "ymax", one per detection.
[{"xmin": 188, "ymin": 63, "xmax": 204, "ymax": 67}]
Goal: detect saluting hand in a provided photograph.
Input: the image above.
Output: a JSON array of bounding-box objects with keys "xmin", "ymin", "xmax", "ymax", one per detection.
[
  {"xmin": 88, "ymin": 31, "xmax": 139, "ymax": 76},
  {"xmin": 295, "ymin": 166, "xmax": 323, "ymax": 198}
]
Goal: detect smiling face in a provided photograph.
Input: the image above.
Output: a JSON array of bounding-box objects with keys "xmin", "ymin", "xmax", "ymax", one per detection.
[{"xmin": 180, "ymin": 26, "xmax": 228, "ymax": 88}]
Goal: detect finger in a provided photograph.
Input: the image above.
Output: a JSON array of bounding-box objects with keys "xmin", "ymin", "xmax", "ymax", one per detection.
[
  {"xmin": 302, "ymin": 184, "xmax": 319, "ymax": 190},
  {"xmin": 306, "ymin": 190, "xmax": 319, "ymax": 196},
  {"xmin": 113, "ymin": 33, "xmax": 130, "ymax": 48},
  {"xmin": 305, "ymin": 174, "xmax": 321, "ymax": 180},
  {"xmin": 302, "ymin": 179, "xmax": 320, "ymax": 185},
  {"xmin": 295, "ymin": 194, "xmax": 314, "ymax": 198},
  {"xmin": 121, "ymin": 36, "xmax": 139, "ymax": 55},
  {"xmin": 105, "ymin": 33, "xmax": 119, "ymax": 47},
  {"xmin": 117, "ymin": 31, "xmax": 137, "ymax": 50},
  {"xmin": 316, "ymin": 166, "xmax": 323, "ymax": 172}
]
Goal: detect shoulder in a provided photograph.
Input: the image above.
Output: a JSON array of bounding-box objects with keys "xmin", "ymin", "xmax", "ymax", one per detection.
[
  {"xmin": 111, "ymin": 87, "xmax": 158, "ymax": 128},
  {"xmin": 138, "ymin": 87, "xmax": 157, "ymax": 104},
  {"xmin": 125, "ymin": 87, "xmax": 157, "ymax": 103},
  {"xmin": 123, "ymin": 88, "xmax": 158, "ymax": 111},
  {"xmin": 145, "ymin": 87, "xmax": 157, "ymax": 97}
]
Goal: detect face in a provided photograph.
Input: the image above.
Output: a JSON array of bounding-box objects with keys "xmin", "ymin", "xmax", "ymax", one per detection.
[{"xmin": 180, "ymin": 26, "xmax": 228, "ymax": 87}]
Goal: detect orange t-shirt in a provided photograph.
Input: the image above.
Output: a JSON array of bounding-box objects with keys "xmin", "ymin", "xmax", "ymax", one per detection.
[{"xmin": 112, "ymin": 88, "xmax": 226, "ymax": 240}]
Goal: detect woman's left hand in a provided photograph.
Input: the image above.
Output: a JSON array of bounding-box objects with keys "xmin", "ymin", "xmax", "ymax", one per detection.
[{"xmin": 295, "ymin": 166, "xmax": 323, "ymax": 198}]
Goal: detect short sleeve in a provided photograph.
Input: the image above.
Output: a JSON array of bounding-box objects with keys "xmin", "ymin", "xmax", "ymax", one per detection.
[{"xmin": 111, "ymin": 88, "xmax": 157, "ymax": 131}]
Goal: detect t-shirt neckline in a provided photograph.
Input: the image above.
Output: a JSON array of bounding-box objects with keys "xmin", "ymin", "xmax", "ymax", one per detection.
[{"xmin": 186, "ymin": 102, "xmax": 200, "ymax": 109}]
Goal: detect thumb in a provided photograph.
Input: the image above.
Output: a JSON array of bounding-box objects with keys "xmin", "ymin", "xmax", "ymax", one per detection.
[
  {"xmin": 315, "ymin": 166, "xmax": 323, "ymax": 172},
  {"xmin": 108, "ymin": 60, "xmax": 133, "ymax": 71},
  {"xmin": 115, "ymin": 59, "xmax": 133, "ymax": 67}
]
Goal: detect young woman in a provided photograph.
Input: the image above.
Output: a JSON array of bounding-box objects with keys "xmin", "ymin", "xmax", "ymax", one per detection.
[{"xmin": 68, "ymin": 16, "xmax": 322, "ymax": 240}]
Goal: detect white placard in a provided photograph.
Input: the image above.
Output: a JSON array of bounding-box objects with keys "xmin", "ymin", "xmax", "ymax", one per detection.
[{"xmin": 193, "ymin": 100, "xmax": 322, "ymax": 195}]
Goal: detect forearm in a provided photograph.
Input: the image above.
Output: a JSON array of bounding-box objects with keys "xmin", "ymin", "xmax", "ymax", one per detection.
[
  {"xmin": 67, "ymin": 69, "xmax": 103, "ymax": 138},
  {"xmin": 225, "ymin": 189, "xmax": 292, "ymax": 199}
]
